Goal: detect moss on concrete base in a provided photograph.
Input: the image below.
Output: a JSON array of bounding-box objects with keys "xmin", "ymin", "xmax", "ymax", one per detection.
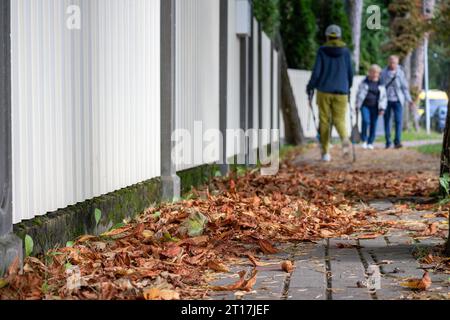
[
  {"xmin": 178, "ymin": 163, "xmax": 220, "ymax": 195},
  {"xmin": 14, "ymin": 178, "xmax": 162, "ymax": 255},
  {"xmin": 13, "ymin": 163, "xmax": 221, "ymax": 255}
]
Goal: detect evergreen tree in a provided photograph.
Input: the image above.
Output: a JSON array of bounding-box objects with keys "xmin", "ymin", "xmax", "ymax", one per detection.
[
  {"xmin": 279, "ymin": 0, "xmax": 317, "ymax": 69},
  {"xmin": 429, "ymin": 42, "xmax": 450, "ymax": 90},
  {"xmin": 253, "ymin": 0, "xmax": 280, "ymax": 38},
  {"xmin": 312, "ymin": 0, "xmax": 353, "ymax": 47},
  {"xmin": 360, "ymin": 0, "xmax": 391, "ymax": 74}
]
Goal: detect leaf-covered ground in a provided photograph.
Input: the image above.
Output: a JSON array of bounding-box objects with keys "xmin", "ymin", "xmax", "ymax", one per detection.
[{"xmin": 1, "ymin": 143, "xmax": 448, "ymax": 300}]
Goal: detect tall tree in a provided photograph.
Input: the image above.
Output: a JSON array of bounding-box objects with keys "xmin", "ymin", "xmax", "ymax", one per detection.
[
  {"xmin": 274, "ymin": 33, "xmax": 306, "ymax": 145},
  {"xmin": 410, "ymin": 0, "xmax": 436, "ymax": 86},
  {"xmin": 385, "ymin": 0, "xmax": 431, "ymax": 131},
  {"xmin": 347, "ymin": 0, "xmax": 364, "ymax": 72},
  {"xmin": 253, "ymin": 0, "xmax": 280, "ymax": 37},
  {"xmin": 279, "ymin": 0, "xmax": 317, "ymax": 69},
  {"xmin": 384, "ymin": 0, "xmax": 426, "ymax": 59},
  {"xmin": 409, "ymin": 0, "xmax": 435, "ymax": 131}
]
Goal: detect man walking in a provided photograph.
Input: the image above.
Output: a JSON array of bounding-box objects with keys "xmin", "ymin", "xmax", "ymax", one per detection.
[
  {"xmin": 307, "ymin": 25, "xmax": 354, "ymax": 162},
  {"xmin": 380, "ymin": 55, "xmax": 413, "ymax": 149}
]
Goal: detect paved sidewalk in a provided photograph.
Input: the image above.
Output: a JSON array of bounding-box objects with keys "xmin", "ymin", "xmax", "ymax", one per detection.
[
  {"xmin": 373, "ymin": 140, "xmax": 442, "ymax": 149},
  {"xmin": 209, "ymin": 142, "xmax": 449, "ymax": 300},
  {"xmin": 210, "ymin": 201, "xmax": 448, "ymax": 300}
]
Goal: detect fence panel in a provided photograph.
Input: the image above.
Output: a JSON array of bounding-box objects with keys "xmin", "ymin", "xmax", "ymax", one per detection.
[
  {"xmin": 260, "ymin": 32, "xmax": 272, "ymax": 146},
  {"xmin": 175, "ymin": 0, "xmax": 220, "ymax": 171},
  {"xmin": 272, "ymin": 48, "xmax": 279, "ymax": 141},
  {"xmin": 11, "ymin": 0, "xmax": 161, "ymax": 223},
  {"xmin": 225, "ymin": 0, "xmax": 242, "ymax": 159},
  {"xmin": 251, "ymin": 18, "xmax": 260, "ymax": 149},
  {"xmin": 9, "ymin": 0, "xmax": 283, "ymax": 224}
]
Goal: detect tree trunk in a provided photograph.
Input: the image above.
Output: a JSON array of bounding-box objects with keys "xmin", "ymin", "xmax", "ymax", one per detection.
[
  {"xmin": 348, "ymin": 0, "xmax": 363, "ymax": 73},
  {"xmin": 442, "ymin": 82, "xmax": 450, "ymax": 255},
  {"xmin": 404, "ymin": 41, "xmax": 429, "ymax": 132},
  {"xmin": 411, "ymin": 40, "xmax": 425, "ymax": 94},
  {"xmin": 409, "ymin": 0, "xmax": 435, "ymax": 132},
  {"xmin": 280, "ymin": 52, "xmax": 305, "ymax": 145},
  {"xmin": 274, "ymin": 33, "xmax": 305, "ymax": 145},
  {"xmin": 402, "ymin": 53, "xmax": 412, "ymax": 131},
  {"xmin": 409, "ymin": 38, "xmax": 426, "ymax": 132},
  {"xmin": 443, "ymin": 104, "xmax": 450, "ymax": 256}
]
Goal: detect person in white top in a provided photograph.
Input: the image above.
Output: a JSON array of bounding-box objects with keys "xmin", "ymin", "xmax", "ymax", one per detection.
[{"xmin": 355, "ymin": 64, "xmax": 388, "ymax": 150}]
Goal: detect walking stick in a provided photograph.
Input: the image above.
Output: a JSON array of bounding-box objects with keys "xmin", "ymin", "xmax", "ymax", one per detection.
[
  {"xmin": 308, "ymin": 91, "xmax": 320, "ymax": 142},
  {"xmin": 349, "ymin": 96, "xmax": 358, "ymax": 162}
]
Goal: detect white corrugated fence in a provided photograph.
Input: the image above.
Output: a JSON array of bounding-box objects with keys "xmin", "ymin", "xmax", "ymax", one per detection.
[{"xmin": 9, "ymin": 0, "xmax": 283, "ymax": 224}]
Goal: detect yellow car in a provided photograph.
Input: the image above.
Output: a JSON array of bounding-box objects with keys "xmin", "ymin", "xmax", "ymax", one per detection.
[{"xmin": 418, "ymin": 90, "xmax": 448, "ymax": 117}]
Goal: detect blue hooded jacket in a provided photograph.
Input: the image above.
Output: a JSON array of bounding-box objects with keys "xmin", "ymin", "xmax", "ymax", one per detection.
[{"xmin": 307, "ymin": 40, "xmax": 354, "ymax": 95}]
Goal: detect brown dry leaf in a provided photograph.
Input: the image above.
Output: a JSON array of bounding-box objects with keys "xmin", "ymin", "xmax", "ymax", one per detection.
[
  {"xmin": 357, "ymin": 233, "xmax": 382, "ymax": 240},
  {"xmin": 100, "ymin": 282, "xmax": 117, "ymax": 300},
  {"xmin": 161, "ymin": 244, "xmax": 182, "ymax": 258},
  {"xmin": 101, "ymin": 225, "xmax": 133, "ymax": 238},
  {"xmin": 252, "ymin": 196, "xmax": 261, "ymax": 206},
  {"xmin": 437, "ymin": 212, "xmax": 449, "ymax": 219},
  {"xmin": 258, "ymin": 239, "xmax": 278, "ymax": 254},
  {"xmin": 77, "ymin": 235, "xmax": 98, "ymax": 243},
  {"xmin": 423, "ymin": 222, "xmax": 438, "ymax": 236},
  {"xmin": 179, "ymin": 235, "xmax": 209, "ymax": 246},
  {"xmin": 281, "ymin": 261, "xmax": 294, "ymax": 273},
  {"xmin": 422, "ymin": 254, "xmax": 435, "ymax": 265},
  {"xmin": 211, "ymin": 269, "xmax": 258, "ymax": 292},
  {"xmin": 208, "ymin": 260, "xmax": 230, "ymax": 273},
  {"xmin": 229, "ymin": 179, "xmax": 236, "ymax": 192},
  {"xmin": 6, "ymin": 257, "xmax": 20, "ymax": 278},
  {"xmin": 211, "ymin": 270, "xmax": 247, "ymax": 291},
  {"xmin": 143, "ymin": 288, "xmax": 180, "ymax": 300},
  {"xmin": 248, "ymin": 255, "xmax": 262, "ymax": 267},
  {"xmin": 320, "ymin": 229, "xmax": 334, "ymax": 238},
  {"xmin": 247, "ymin": 255, "xmax": 278, "ymax": 267},
  {"xmin": 336, "ymin": 243, "xmax": 362, "ymax": 249},
  {"xmin": 400, "ymin": 272, "xmax": 432, "ymax": 291}
]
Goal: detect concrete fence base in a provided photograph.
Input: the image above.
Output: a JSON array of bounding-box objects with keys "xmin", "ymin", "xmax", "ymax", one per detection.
[{"xmin": 11, "ymin": 162, "xmax": 219, "ymax": 258}]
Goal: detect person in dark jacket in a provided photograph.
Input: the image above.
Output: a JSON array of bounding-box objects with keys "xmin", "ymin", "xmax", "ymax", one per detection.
[{"xmin": 307, "ymin": 25, "xmax": 354, "ymax": 162}]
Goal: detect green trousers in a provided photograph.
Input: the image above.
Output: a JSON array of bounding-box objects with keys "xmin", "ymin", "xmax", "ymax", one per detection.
[{"xmin": 317, "ymin": 91, "xmax": 349, "ymax": 154}]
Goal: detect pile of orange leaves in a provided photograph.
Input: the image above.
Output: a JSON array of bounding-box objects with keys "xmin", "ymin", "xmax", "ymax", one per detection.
[{"xmin": 0, "ymin": 158, "xmax": 437, "ymax": 300}]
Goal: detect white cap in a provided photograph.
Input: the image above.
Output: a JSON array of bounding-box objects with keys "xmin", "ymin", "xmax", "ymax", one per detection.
[{"xmin": 325, "ymin": 25, "xmax": 342, "ymax": 38}]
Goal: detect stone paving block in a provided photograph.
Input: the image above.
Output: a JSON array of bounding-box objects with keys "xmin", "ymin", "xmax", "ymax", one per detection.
[
  {"xmin": 369, "ymin": 200, "xmax": 394, "ymax": 212},
  {"xmin": 359, "ymin": 237, "xmax": 406, "ymax": 300},
  {"xmin": 288, "ymin": 242, "xmax": 327, "ymax": 300},
  {"xmin": 328, "ymin": 239, "xmax": 371, "ymax": 300},
  {"xmin": 244, "ymin": 270, "xmax": 286, "ymax": 300},
  {"xmin": 361, "ymin": 235, "xmax": 426, "ymax": 298}
]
